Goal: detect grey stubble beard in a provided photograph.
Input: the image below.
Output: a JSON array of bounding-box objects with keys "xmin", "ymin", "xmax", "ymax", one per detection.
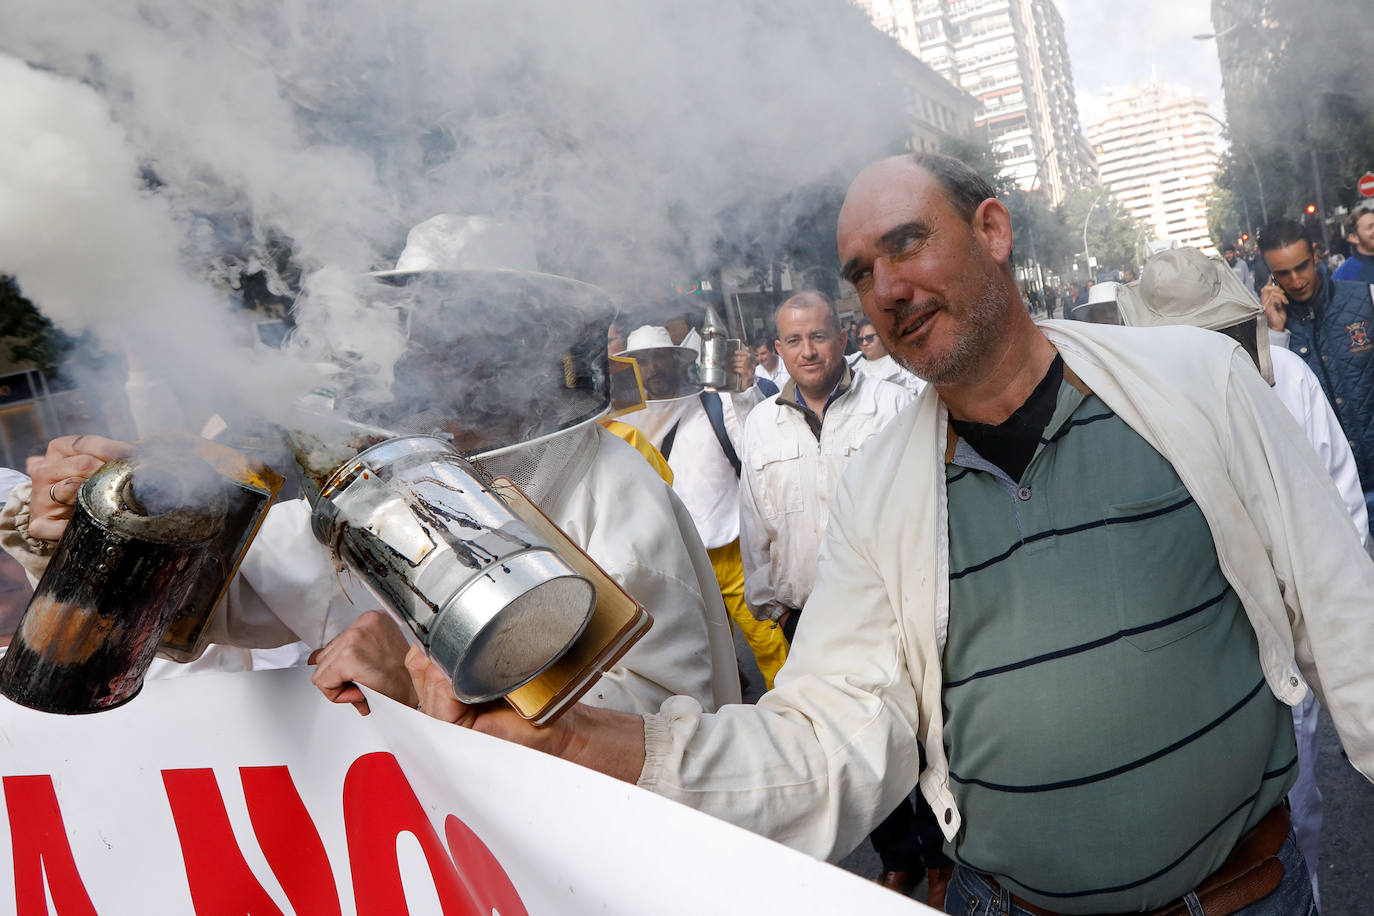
[{"xmin": 890, "ymin": 263, "xmax": 1009, "ymax": 387}]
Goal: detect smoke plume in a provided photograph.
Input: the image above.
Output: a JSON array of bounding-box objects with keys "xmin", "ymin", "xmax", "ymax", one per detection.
[{"xmin": 0, "ymin": 0, "xmax": 914, "ymax": 449}]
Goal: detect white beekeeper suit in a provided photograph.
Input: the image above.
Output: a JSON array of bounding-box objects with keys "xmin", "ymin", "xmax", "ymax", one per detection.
[{"xmin": 615, "ymin": 326, "xmax": 745, "ymax": 552}]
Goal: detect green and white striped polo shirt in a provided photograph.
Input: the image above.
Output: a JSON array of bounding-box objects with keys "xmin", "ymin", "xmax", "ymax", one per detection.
[{"xmin": 940, "ymin": 369, "xmax": 1297, "ymax": 913}]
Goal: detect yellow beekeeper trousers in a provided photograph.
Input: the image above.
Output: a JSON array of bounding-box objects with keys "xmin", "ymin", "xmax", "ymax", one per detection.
[{"xmin": 708, "ymin": 539, "xmax": 789, "ymax": 690}]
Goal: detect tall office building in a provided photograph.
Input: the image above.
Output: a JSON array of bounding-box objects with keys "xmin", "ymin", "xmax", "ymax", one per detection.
[
  {"xmin": 853, "ymin": 0, "xmax": 1097, "ymax": 204},
  {"xmin": 1086, "ymin": 82, "xmax": 1223, "ymax": 253}
]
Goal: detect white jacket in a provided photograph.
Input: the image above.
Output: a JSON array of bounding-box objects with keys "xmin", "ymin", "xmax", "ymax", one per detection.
[
  {"xmin": 640, "ymin": 321, "xmax": 1374, "ymax": 862},
  {"xmin": 1269, "ymin": 345, "xmax": 1369, "ymax": 547},
  {"xmin": 738, "ymin": 370, "xmax": 911, "ymax": 621},
  {"xmin": 855, "ymin": 353, "xmax": 925, "ymax": 398}
]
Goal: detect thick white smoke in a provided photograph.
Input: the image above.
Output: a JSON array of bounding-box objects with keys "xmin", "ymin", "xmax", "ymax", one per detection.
[
  {"xmin": 0, "ymin": 0, "xmax": 915, "ymax": 444},
  {"xmin": 0, "ymin": 53, "xmax": 319, "ymax": 438}
]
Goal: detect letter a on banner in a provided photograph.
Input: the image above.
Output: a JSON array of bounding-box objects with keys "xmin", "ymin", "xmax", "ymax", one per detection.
[
  {"xmin": 342, "ymin": 752, "xmax": 528, "ymax": 916},
  {"xmin": 4, "ymin": 775, "xmax": 98, "ymax": 916}
]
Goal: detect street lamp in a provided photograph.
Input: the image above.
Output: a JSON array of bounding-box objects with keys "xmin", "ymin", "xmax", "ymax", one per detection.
[
  {"xmin": 1083, "ymin": 192, "xmax": 1105, "ymax": 281},
  {"xmin": 1192, "ymin": 22, "xmax": 1242, "ymax": 40},
  {"xmin": 1196, "ymin": 110, "xmax": 1269, "ymax": 226}
]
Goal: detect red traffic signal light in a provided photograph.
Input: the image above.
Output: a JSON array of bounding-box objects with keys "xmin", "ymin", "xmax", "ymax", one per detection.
[
  {"xmin": 1305, "ymin": 204, "xmax": 1318, "ymax": 215},
  {"xmin": 1240, "ymin": 233, "xmax": 1250, "ymax": 242}
]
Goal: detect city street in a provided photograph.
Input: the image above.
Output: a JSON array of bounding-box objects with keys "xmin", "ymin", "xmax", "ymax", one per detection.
[{"xmin": 736, "ymin": 631, "xmax": 1374, "ymax": 913}]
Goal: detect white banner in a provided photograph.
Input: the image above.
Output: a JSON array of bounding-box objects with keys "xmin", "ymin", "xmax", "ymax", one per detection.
[{"xmin": 0, "ymin": 667, "xmax": 934, "ymax": 914}]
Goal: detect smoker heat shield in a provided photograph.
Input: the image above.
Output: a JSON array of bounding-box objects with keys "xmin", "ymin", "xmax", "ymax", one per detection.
[{"xmin": 310, "ymin": 435, "xmax": 596, "ymax": 703}]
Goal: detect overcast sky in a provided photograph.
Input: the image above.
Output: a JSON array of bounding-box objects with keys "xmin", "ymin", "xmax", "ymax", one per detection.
[{"xmin": 1056, "ymin": 0, "xmax": 1225, "ymax": 129}]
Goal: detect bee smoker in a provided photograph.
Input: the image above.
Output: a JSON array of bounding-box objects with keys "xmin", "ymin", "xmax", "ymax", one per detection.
[
  {"xmin": 0, "ymin": 451, "xmax": 228, "ymax": 714},
  {"xmin": 697, "ymin": 303, "xmax": 743, "ymax": 392},
  {"xmin": 310, "ymin": 435, "xmax": 596, "ymax": 704}
]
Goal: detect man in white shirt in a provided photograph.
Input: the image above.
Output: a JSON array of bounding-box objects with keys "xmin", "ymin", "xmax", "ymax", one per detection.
[
  {"xmin": 738, "ymin": 295, "xmax": 911, "ymax": 636},
  {"xmin": 753, "ymin": 338, "xmax": 790, "ymax": 390}
]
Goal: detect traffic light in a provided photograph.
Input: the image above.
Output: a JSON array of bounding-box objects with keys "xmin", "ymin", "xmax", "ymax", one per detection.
[
  {"xmin": 1240, "ymin": 233, "xmax": 1250, "ymax": 243},
  {"xmin": 1305, "ymin": 204, "xmax": 1318, "ymax": 215}
]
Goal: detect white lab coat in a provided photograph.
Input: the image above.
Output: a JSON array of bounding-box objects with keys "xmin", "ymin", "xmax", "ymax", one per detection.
[
  {"xmin": 639, "ymin": 322, "xmax": 1374, "ymax": 863},
  {"xmin": 738, "ymin": 371, "xmax": 911, "ymax": 621}
]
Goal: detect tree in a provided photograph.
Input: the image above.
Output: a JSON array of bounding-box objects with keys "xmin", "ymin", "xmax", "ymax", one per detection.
[
  {"xmin": 939, "ymin": 131, "xmax": 1015, "ymax": 198},
  {"xmin": 1004, "ymin": 188, "xmax": 1072, "ymax": 274},
  {"xmin": 1055, "ymin": 189, "xmax": 1148, "ymax": 278},
  {"xmin": 0, "ymin": 276, "xmax": 69, "ymax": 377},
  {"xmin": 1211, "ymin": 0, "xmax": 1374, "ymax": 237},
  {"xmin": 1206, "ymin": 184, "xmax": 1244, "ymax": 251}
]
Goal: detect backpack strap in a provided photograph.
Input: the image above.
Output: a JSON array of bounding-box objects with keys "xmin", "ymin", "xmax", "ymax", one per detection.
[{"xmin": 699, "ymin": 391, "xmax": 742, "ymax": 478}]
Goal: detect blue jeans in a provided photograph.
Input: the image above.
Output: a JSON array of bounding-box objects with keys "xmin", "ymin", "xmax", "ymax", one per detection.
[{"xmin": 942, "ymin": 831, "xmax": 1315, "ymax": 915}]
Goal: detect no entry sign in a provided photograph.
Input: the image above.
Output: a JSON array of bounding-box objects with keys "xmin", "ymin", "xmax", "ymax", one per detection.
[{"xmin": 1359, "ymin": 172, "xmax": 1374, "ymax": 198}]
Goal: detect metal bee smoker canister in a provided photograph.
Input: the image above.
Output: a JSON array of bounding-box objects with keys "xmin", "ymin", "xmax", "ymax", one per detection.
[
  {"xmin": 697, "ymin": 303, "xmax": 743, "ymax": 392},
  {"xmin": 0, "ymin": 451, "xmax": 227, "ymax": 714},
  {"xmin": 309, "ymin": 435, "xmax": 596, "ymax": 704}
]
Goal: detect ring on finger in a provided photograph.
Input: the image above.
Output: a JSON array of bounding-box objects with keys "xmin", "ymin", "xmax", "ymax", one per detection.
[{"xmin": 47, "ymin": 482, "xmax": 72, "ymax": 507}]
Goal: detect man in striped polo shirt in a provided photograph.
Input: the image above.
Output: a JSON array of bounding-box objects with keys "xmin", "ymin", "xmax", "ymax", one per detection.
[{"xmin": 407, "ymin": 153, "xmax": 1374, "ymax": 915}]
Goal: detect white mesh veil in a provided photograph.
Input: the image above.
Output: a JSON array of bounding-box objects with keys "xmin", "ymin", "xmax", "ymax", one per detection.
[{"xmin": 474, "ymin": 422, "xmax": 600, "ymax": 507}]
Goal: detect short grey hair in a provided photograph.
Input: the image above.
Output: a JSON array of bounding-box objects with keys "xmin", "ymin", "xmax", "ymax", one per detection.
[
  {"xmin": 908, "ymin": 151, "xmax": 998, "ymax": 225},
  {"xmin": 775, "ymin": 290, "xmax": 840, "ymax": 333}
]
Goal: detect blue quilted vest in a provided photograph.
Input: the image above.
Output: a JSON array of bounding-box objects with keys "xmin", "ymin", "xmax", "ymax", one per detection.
[{"xmin": 1285, "ymin": 266, "xmax": 1374, "ymax": 491}]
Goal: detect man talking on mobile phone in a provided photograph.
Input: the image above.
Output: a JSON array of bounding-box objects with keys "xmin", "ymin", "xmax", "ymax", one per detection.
[{"xmin": 1260, "ymin": 217, "xmax": 1374, "ymax": 526}]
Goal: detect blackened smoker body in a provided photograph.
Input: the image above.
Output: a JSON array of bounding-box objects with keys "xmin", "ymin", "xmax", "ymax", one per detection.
[{"xmin": 0, "ymin": 454, "xmax": 226, "ymax": 713}]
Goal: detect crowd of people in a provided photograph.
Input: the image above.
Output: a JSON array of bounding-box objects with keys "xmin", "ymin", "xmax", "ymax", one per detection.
[{"xmin": 2, "ymin": 152, "xmax": 1373, "ymax": 916}]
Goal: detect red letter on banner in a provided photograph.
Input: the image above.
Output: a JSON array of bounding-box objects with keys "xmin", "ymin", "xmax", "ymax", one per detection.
[
  {"xmin": 343, "ymin": 751, "xmax": 527, "ymax": 916},
  {"xmin": 240, "ymin": 766, "xmax": 342, "ymax": 916},
  {"xmin": 4, "ymin": 775, "xmax": 98, "ymax": 916},
  {"xmin": 162, "ymin": 768, "xmax": 286, "ymax": 916}
]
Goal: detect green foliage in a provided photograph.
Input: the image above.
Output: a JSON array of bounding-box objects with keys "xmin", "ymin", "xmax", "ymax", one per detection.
[
  {"xmin": 938, "ymin": 131, "xmax": 1015, "ymax": 197},
  {"xmin": 1212, "ymin": 0, "xmax": 1374, "ymax": 230},
  {"xmin": 1207, "ymin": 184, "xmax": 1243, "ymax": 250},
  {"xmin": 1003, "ymin": 189, "xmax": 1070, "ymax": 269},
  {"xmin": 1055, "ymin": 189, "xmax": 1149, "ymax": 277},
  {"xmin": 0, "ymin": 277, "xmax": 68, "ymax": 376}
]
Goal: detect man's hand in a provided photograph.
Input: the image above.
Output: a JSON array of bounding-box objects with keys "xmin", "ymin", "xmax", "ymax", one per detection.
[
  {"xmin": 27, "ymin": 435, "xmax": 133, "ymax": 542},
  {"xmin": 731, "ymin": 348, "xmax": 757, "ymax": 392},
  {"xmin": 405, "ymin": 646, "xmax": 647, "ymax": 782},
  {"xmin": 1261, "ymin": 280, "xmax": 1289, "ymax": 332},
  {"xmin": 309, "ymin": 610, "xmax": 418, "ymax": 715}
]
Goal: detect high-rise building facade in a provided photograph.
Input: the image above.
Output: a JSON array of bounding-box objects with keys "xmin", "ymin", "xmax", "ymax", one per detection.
[
  {"xmin": 853, "ymin": 0, "xmax": 1097, "ymax": 204},
  {"xmin": 1086, "ymin": 83, "xmax": 1223, "ymax": 253}
]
